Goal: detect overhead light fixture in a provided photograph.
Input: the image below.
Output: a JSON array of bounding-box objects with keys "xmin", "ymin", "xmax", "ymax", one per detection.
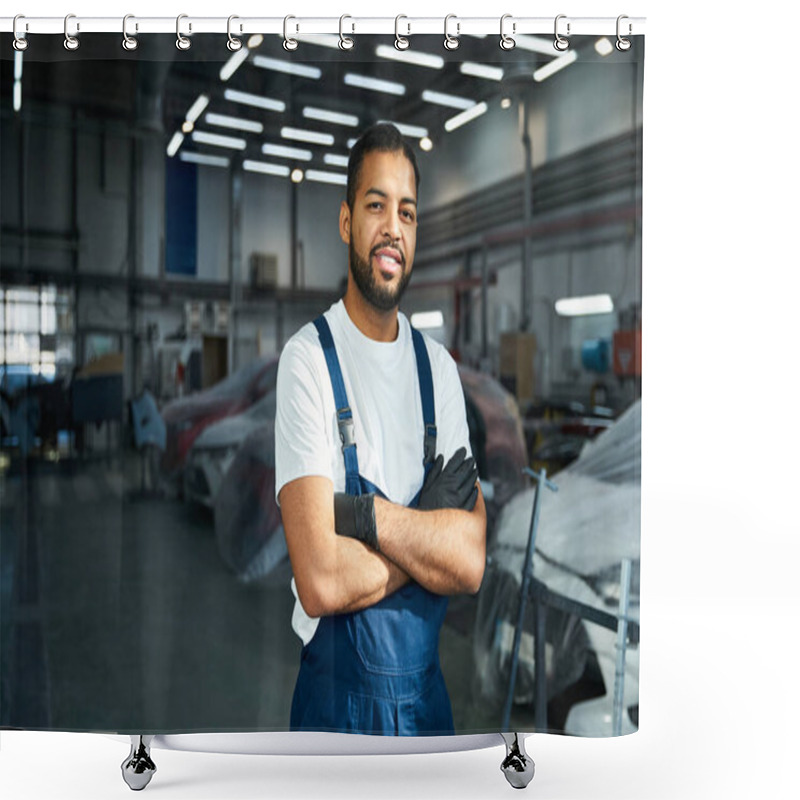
[
  {"xmin": 14, "ymin": 81, "xmax": 22, "ymax": 112},
  {"xmin": 167, "ymin": 132, "xmax": 184, "ymax": 157},
  {"xmin": 179, "ymin": 152, "xmax": 230, "ymax": 168},
  {"xmin": 379, "ymin": 120, "xmax": 429, "ymax": 139},
  {"xmin": 410, "ymin": 311, "xmax": 444, "ymax": 329},
  {"xmin": 375, "ymin": 44, "xmax": 444, "ymax": 69},
  {"xmin": 181, "ymin": 121, "xmax": 194, "ymax": 134},
  {"xmin": 224, "ymin": 89, "xmax": 285, "ymax": 113},
  {"xmin": 514, "ymin": 35, "xmax": 556, "ymax": 55},
  {"xmin": 421, "ymin": 89, "xmax": 476, "ymax": 111},
  {"xmin": 306, "ymin": 170, "xmax": 347, "ymax": 186},
  {"xmin": 595, "ymin": 37, "xmax": 614, "ymax": 56},
  {"xmin": 247, "ymin": 34, "xmax": 263, "ymax": 49},
  {"xmin": 460, "ymin": 62, "xmax": 504, "ymax": 81},
  {"xmin": 291, "ymin": 169, "xmax": 304, "ymax": 184},
  {"xmin": 303, "ymin": 107, "xmax": 359, "ymax": 128},
  {"xmin": 191, "ymin": 131, "xmax": 246, "ymax": 150},
  {"xmin": 533, "ymin": 50, "xmax": 578, "ymax": 82},
  {"xmin": 15, "ymin": 49, "xmax": 23, "ymax": 80},
  {"xmin": 500, "ymin": 97, "xmax": 512, "ymax": 109},
  {"xmin": 347, "ymin": 138, "xmax": 358, "ymax": 149},
  {"xmin": 281, "ymin": 126, "xmax": 335, "ymax": 146},
  {"xmin": 295, "ymin": 34, "xmax": 341, "ymax": 50},
  {"xmin": 554, "ymin": 294, "xmax": 614, "ymax": 317},
  {"xmin": 243, "ymin": 160, "xmax": 291, "ymax": 177},
  {"xmin": 344, "ymin": 73, "xmax": 406, "ymax": 96},
  {"xmin": 205, "ymin": 113, "xmax": 264, "ymax": 134},
  {"xmin": 185, "ymin": 94, "xmax": 210, "ymax": 124},
  {"xmin": 262, "ymin": 143, "xmax": 313, "ymax": 161},
  {"xmin": 419, "ymin": 137, "xmax": 433, "ymax": 152},
  {"xmin": 324, "ymin": 153, "xmax": 350, "ymax": 168},
  {"xmin": 444, "ymin": 101, "xmax": 488, "ymax": 132},
  {"xmin": 219, "ymin": 47, "xmax": 249, "ymax": 82},
  {"xmin": 253, "ymin": 55, "xmax": 321, "ymax": 79}
]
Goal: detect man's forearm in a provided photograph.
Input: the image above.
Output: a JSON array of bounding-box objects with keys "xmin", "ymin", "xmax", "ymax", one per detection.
[{"xmin": 372, "ymin": 490, "xmax": 486, "ymax": 596}]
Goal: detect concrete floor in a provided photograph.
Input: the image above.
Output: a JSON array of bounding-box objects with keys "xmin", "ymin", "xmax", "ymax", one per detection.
[{"xmin": 1, "ymin": 449, "xmax": 524, "ymax": 736}]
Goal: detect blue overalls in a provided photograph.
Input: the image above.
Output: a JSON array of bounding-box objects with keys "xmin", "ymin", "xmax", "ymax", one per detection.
[{"xmin": 289, "ymin": 315, "xmax": 455, "ymax": 736}]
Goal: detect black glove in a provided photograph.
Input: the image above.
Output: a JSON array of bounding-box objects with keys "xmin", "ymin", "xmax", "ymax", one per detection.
[
  {"xmin": 418, "ymin": 446, "xmax": 479, "ymax": 512},
  {"xmin": 333, "ymin": 492, "xmax": 379, "ymax": 551}
]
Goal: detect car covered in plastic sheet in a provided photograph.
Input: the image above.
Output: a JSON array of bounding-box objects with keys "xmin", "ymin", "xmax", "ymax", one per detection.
[
  {"xmin": 473, "ymin": 399, "xmax": 641, "ymax": 737},
  {"xmin": 205, "ymin": 359, "xmax": 529, "ymax": 582}
]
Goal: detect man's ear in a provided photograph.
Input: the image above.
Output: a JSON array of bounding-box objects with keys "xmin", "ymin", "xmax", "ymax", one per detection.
[{"xmin": 339, "ymin": 201, "xmax": 351, "ymax": 245}]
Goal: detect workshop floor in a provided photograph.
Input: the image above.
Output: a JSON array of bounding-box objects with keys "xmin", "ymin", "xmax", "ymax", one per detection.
[{"xmin": 1, "ymin": 450, "xmax": 521, "ymax": 736}]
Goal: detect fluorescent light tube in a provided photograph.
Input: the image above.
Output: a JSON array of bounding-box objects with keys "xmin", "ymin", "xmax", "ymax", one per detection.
[
  {"xmin": 281, "ymin": 127, "xmax": 335, "ymax": 146},
  {"xmin": 554, "ymin": 294, "xmax": 614, "ymax": 317},
  {"xmin": 219, "ymin": 47, "xmax": 249, "ymax": 82},
  {"xmin": 306, "ymin": 170, "xmax": 347, "ymax": 186},
  {"xmin": 595, "ymin": 37, "xmax": 614, "ymax": 56},
  {"xmin": 14, "ymin": 50, "xmax": 23, "ymax": 81},
  {"xmin": 460, "ymin": 62, "xmax": 504, "ymax": 81},
  {"xmin": 191, "ymin": 131, "xmax": 246, "ymax": 150},
  {"xmin": 205, "ymin": 113, "xmax": 263, "ymax": 134},
  {"xmin": 13, "ymin": 81, "xmax": 22, "ymax": 112},
  {"xmin": 410, "ymin": 311, "xmax": 444, "ymax": 329},
  {"xmin": 375, "ymin": 44, "xmax": 444, "ymax": 69},
  {"xmin": 378, "ymin": 120, "xmax": 429, "ymax": 138},
  {"xmin": 514, "ymin": 35, "xmax": 557, "ymax": 55},
  {"xmin": 243, "ymin": 160, "xmax": 291, "ymax": 177},
  {"xmin": 324, "ymin": 154, "xmax": 350, "ymax": 168},
  {"xmin": 422, "ymin": 90, "xmax": 476, "ymax": 111},
  {"xmin": 253, "ymin": 55, "xmax": 321, "ymax": 79},
  {"xmin": 347, "ymin": 138, "xmax": 358, "ymax": 149},
  {"xmin": 167, "ymin": 132, "xmax": 184, "ymax": 157},
  {"xmin": 179, "ymin": 152, "xmax": 230, "ymax": 168},
  {"xmin": 344, "ymin": 73, "xmax": 406, "ymax": 96},
  {"xmin": 262, "ymin": 143, "xmax": 313, "ymax": 161},
  {"xmin": 444, "ymin": 102, "xmax": 488, "ymax": 132},
  {"xmin": 303, "ymin": 107, "xmax": 359, "ymax": 127},
  {"xmin": 186, "ymin": 94, "xmax": 209, "ymax": 123},
  {"xmin": 224, "ymin": 89, "xmax": 285, "ymax": 113},
  {"xmin": 295, "ymin": 34, "xmax": 341, "ymax": 50},
  {"xmin": 534, "ymin": 50, "xmax": 578, "ymax": 82}
]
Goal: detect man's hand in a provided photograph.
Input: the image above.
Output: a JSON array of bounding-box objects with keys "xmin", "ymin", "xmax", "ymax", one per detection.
[{"xmin": 418, "ymin": 447, "xmax": 479, "ymax": 512}]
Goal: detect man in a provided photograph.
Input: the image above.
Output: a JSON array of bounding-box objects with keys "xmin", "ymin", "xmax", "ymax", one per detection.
[{"xmin": 275, "ymin": 123, "xmax": 487, "ymax": 736}]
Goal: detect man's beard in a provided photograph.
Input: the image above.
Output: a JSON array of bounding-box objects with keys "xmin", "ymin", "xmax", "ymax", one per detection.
[{"xmin": 349, "ymin": 242, "xmax": 412, "ymax": 312}]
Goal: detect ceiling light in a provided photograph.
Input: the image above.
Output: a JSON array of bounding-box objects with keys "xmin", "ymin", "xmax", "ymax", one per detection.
[
  {"xmin": 14, "ymin": 50, "xmax": 23, "ymax": 81},
  {"xmin": 306, "ymin": 170, "xmax": 347, "ymax": 186},
  {"xmin": 224, "ymin": 89, "xmax": 285, "ymax": 113},
  {"xmin": 243, "ymin": 160, "xmax": 291, "ymax": 177},
  {"xmin": 205, "ymin": 113, "xmax": 263, "ymax": 134},
  {"xmin": 219, "ymin": 47, "xmax": 249, "ymax": 81},
  {"xmin": 514, "ymin": 34, "xmax": 556, "ymax": 55},
  {"xmin": 595, "ymin": 37, "xmax": 614, "ymax": 56},
  {"xmin": 281, "ymin": 127, "xmax": 335, "ymax": 146},
  {"xmin": 421, "ymin": 89, "xmax": 476, "ymax": 111},
  {"xmin": 14, "ymin": 81, "xmax": 22, "ymax": 113},
  {"xmin": 181, "ymin": 121, "xmax": 194, "ymax": 134},
  {"xmin": 375, "ymin": 44, "xmax": 444, "ymax": 70},
  {"xmin": 554, "ymin": 294, "xmax": 614, "ymax": 317},
  {"xmin": 419, "ymin": 137, "xmax": 433, "ymax": 152},
  {"xmin": 291, "ymin": 169, "xmax": 304, "ymax": 184},
  {"xmin": 303, "ymin": 107, "xmax": 359, "ymax": 127},
  {"xmin": 410, "ymin": 311, "xmax": 444, "ymax": 329},
  {"xmin": 185, "ymin": 94, "xmax": 209, "ymax": 124},
  {"xmin": 379, "ymin": 120, "xmax": 429, "ymax": 138},
  {"xmin": 191, "ymin": 131, "xmax": 246, "ymax": 150},
  {"xmin": 344, "ymin": 73, "xmax": 406, "ymax": 96},
  {"xmin": 347, "ymin": 138, "xmax": 358, "ymax": 149},
  {"xmin": 533, "ymin": 50, "xmax": 578, "ymax": 82},
  {"xmin": 247, "ymin": 34, "xmax": 263, "ymax": 49},
  {"xmin": 444, "ymin": 101, "xmax": 488, "ymax": 132},
  {"xmin": 296, "ymin": 34, "xmax": 341, "ymax": 50},
  {"xmin": 179, "ymin": 152, "xmax": 230, "ymax": 168},
  {"xmin": 262, "ymin": 143, "xmax": 313, "ymax": 161},
  {"xmin": 167, "ymin": 132, "xmax": 184, "ymax": 157},
  {"xmin": 324, "ymin": 153, "xmax": 350, "ymax": 168},
  {"xmin": 460, "ymin": 62, "xmax": 504, "ymax": 81},
  {"xmin": 253, "ymin": 55, "xmax": 321, "ymax": 79},
  {"xmin": 500, "ymin": 97, "xmax": 512, "ymax": 109}
]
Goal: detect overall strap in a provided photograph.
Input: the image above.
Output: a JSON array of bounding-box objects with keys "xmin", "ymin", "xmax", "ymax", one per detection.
[
  {"xmin": 313, "ymin": 315, "xmax": 362, "ymax": 495},
  {"xmin": 410, "ymin": 327, "xmax": 437, "ymax": 468}
]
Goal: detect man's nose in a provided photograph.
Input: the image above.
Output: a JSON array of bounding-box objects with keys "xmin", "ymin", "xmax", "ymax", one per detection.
[{"xmin": 382, "ymin": 209, "xmax": 402, "ymax": 241}]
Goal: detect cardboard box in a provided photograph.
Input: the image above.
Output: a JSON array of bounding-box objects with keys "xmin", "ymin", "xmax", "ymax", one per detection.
[{"xmin": 499, "ymin": 332, "xmax": 537, "ymax": 404}]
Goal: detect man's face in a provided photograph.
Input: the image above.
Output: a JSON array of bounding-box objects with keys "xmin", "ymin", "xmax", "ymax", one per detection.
[{"xmin": 340, "ymin": 149, "xmax": 418, "ymax": 312}]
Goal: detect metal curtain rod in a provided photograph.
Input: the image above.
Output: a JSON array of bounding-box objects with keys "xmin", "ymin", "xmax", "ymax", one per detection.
[{"xmin": 1, "ymin": 15, "xmax": 646, "ymax": 37}]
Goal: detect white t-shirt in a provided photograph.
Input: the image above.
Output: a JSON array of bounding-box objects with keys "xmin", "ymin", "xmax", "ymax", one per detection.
[{"xmin": 274, "ymin": 299, "xmax": 473, "ymax": 645}]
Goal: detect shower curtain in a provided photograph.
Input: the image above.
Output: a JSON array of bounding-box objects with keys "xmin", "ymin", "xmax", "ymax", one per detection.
[{"xmin": 0, "ymin": 19, "xmax": 643, "ymax": 742}]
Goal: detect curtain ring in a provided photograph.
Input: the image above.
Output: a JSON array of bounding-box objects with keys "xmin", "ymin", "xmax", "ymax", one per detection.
[
  {"xmin": 339, "ymin": 15, "xmax": 354, "ymax": 51},
  {"xmin": 394, "ymin": 15, "xmax": 410, "ymax": 51},
  {"xmin": 176, "ymin": 14, "xmax": 191, "ymax": 50},
  {"xmin": 122, "ymin": 15, "xmax": 138, "ymax": 51},
  {"xmin": 12, "ymin": 15, "xmax": 29, "ymax": 51},
  {"xmin": 554, "ymin": 14, "xmax": 570, "ymax": 51},
  {"xmin": 64, "ymin": 13, "xmax": 80, "ymax": 51},
  {"xmin": 499, "ymin": 14, "xmax": 516, "ymax": 51},
  {"xmin": 616, "ymin": 15, "xmax": 632, "ymax": 51},
  {"xmin": 227, "ymin": 15, "xmax": 243, "ymax": 51},
  {"xmin": 444, "ymin": 14, "xmax": 460, "ymax": 51},
  {"xmin": 283, "ymin": 16, "xmax": 298, "ymax": 51}
]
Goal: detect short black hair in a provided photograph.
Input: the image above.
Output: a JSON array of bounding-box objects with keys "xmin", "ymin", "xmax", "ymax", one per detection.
[{"xmin": 346, "ymin": 123, "xmax": 420, "ymax": 210}]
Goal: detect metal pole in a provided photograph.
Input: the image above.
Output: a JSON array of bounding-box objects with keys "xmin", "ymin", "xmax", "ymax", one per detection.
[{"xmin": 612, "ymin": 557, "xmax": 633, "ymax": 736}]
